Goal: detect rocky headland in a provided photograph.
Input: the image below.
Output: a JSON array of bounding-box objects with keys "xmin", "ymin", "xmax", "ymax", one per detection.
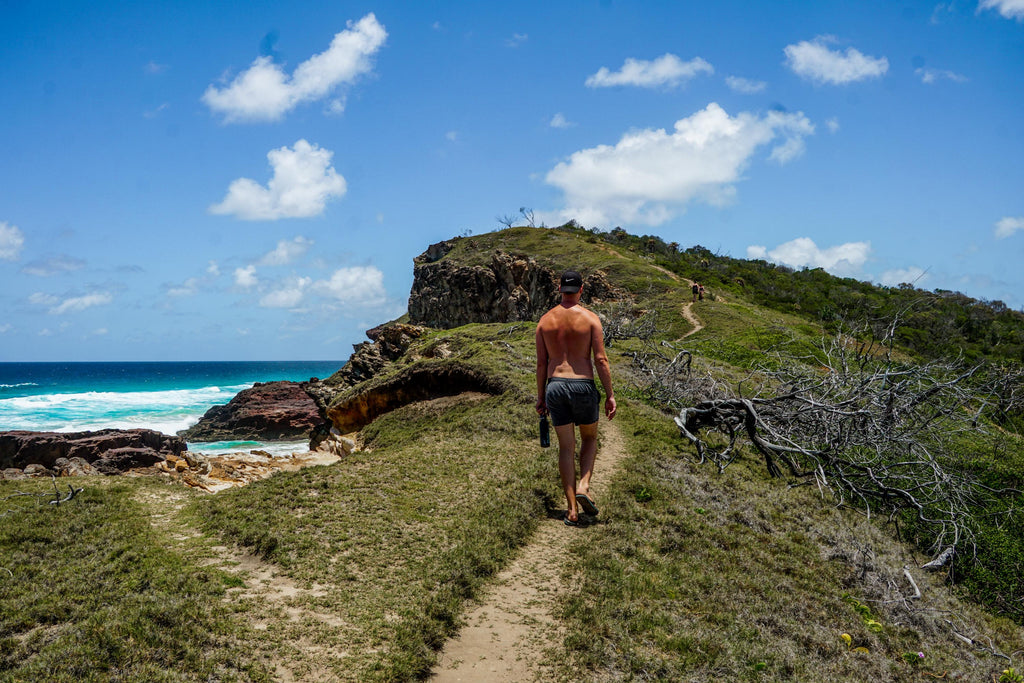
[{"xmin": 1, "ymin": 234, "xmax": 631, "ymax": 489}]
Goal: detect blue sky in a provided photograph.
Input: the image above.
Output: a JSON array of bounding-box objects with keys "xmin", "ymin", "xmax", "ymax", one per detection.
[{"xmin": 1, "ymin": 0, "xmax": 1022, "ymax": 361}]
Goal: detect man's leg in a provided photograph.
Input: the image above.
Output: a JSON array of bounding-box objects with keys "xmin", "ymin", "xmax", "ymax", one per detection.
[
  {"xmin": 554, "ymin": 423, "xmax": 579, "ymax": 522},
  {"xmin": 577, "ymin": 422, "xmax": 598, "ymax": 500}
]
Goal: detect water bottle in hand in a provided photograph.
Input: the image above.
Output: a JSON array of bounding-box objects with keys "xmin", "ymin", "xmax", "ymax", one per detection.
[{"xmin": 540, "ymin": 415, "xmax": 550, "ymax": 448}]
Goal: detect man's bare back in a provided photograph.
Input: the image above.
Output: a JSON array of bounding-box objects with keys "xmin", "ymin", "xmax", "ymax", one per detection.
[{"xmin": 536, "ymin": 303, "xmax": 603, "ymax": 380}]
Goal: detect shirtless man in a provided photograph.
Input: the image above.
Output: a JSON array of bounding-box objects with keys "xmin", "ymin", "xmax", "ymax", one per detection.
[{"xmin": 535, "ymin": 270, "xmax": 617, "ymax": 526}]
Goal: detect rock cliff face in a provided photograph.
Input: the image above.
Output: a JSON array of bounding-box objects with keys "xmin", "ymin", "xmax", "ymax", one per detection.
[
  {"xmin": 408, "ymin": 247, "xmax": 558, "ymax": 328},
  {"xmin": 407, "ymin": 242, "xmax": 627, "ymax": 329},
  {"xmin": 325, "ymin": 362, "xmax": 510, "ymax": 434},
  {"xmin": 177, "ymin": 381, "xmax": 322, "ymax": 442},
  {"xmin": 0, "ymin": 429, "xmax": 186, "ymax": 474}
]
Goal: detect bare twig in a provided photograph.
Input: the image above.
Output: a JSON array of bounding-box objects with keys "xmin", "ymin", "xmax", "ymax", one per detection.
[{"xmin": 903, "ymin": 566, "xmax": 922, "ymax": 599}]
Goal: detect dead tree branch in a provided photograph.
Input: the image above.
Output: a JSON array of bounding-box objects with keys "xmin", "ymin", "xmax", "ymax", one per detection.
[
  {"xmin": 0, "ymin": 475, "xmax": 84, "ymax": 519},
  {"xmin": 671, "ymin": 319, "xmax": 1021, "ymax": 564}
]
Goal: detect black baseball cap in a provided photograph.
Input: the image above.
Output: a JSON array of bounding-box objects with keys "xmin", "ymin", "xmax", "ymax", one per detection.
[{"xmin": 559, "ymin": 270, "xmax": 583, "ymax": 293}]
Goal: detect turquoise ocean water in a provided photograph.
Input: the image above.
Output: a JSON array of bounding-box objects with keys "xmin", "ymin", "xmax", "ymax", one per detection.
[{"xmin": 0, "ymin": 361, "xmax": 343, "ymax": 454}]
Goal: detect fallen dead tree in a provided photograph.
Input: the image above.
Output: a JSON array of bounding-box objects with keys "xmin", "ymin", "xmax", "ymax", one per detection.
[
  {"xmin": 666, "ymin": 320, "xmax": 1022, "ymax": 566},
  {"xmin": 1, "ymin": 475, "xmax": 83, "ymax": 520}
]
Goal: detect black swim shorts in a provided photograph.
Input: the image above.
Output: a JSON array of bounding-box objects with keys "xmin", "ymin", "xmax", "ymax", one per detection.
[{"xmin": 545, "ymin": 377, "xmax": 600, "ymax": 427}]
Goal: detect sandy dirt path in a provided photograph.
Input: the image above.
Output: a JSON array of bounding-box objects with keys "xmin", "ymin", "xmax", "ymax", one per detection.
[
  {"xmin": 680, "ymin": 301, "xmax": 704, "ymax": 338},
  {"xmin": 136, "ymin": 484, "xmax": 349, "ymax": 682},
  {"xmin": 430, "ymin": 418, "xmax": 630, "ymax": 682}
]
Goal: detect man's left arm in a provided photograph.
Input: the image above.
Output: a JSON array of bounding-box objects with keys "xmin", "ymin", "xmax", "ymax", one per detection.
[{"xmin": 591, "ymin": 318, "xmax": 617, "ymax": 420}]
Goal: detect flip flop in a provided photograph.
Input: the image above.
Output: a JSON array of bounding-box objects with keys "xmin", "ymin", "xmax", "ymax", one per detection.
[
  {"xmin": 564, "ymin": 513, "xmax": 581, "ymax": 527},
  {"xmin": 576, "ymin": 493, "xmax": 599, "ymax": 516}
]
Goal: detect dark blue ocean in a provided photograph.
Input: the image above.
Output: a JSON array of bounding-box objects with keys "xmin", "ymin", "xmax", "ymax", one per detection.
[{"xmin": 0, "ymin": 361, "xmax": 343, "ymax": 454}]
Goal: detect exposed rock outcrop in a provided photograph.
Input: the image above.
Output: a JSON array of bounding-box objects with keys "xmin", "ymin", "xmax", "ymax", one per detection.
[
  {"xmin": 408, "ymin": 247, "xmax": 628, "ymax": 329},
  {"xmin": 160, "ymin": 449, "xmax": 343, "ymax": 493},
  {"xmin": 177, "ymin": 381, "xmax": 323, "ymax": 442},
  {"xmin": 0, "ymin": 429, "xmax": 186, "ymax": 473},
  {"xmin": 409, "ymin": 250, "xmax": 559, "ymax": 328},
  {"xmin": 305, "ymin": 323, "xmax": 429, "ymax": 447},
  {"xmin": 321, "ymin": 323, "xmax": 427, "ymax": 389},
  {"xmin": 326, "ymin": 362, "xmax": 509, "ymax": 434}
]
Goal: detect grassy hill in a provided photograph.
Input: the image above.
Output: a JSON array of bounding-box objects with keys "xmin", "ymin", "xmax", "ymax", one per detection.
[{"xmin": 2, "ymin": 225, "xmax": 1023, "ymax": 682}]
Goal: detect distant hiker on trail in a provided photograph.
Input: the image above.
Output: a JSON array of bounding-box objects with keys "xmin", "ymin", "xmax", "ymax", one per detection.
[
  {"xmin": 698, "ymin": 284, "xmax": 705, "ymax": 301},
  {"xmin": 535, "ymin": 270, "xmax": 617, "ymax": 527},
  {"xmin": 691, "ymin": 282, "xmax": 700, "ymax": 303}
]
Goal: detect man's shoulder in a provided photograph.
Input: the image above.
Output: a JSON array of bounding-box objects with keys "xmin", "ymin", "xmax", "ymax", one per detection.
[{"xmin": 578, "ymin": 305, "xmax": 602, "ymax": 324}]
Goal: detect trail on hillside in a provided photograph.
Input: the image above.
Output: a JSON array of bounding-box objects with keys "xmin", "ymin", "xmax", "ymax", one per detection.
[
  {"xmin": 681, "ymin": 301, "xmax": 704, "ymax": 338},
  {"xmin": 136, "ymin": 485, "xmax": 348, "ymax": 682},
  {"xmin": 430, "ymin": 419, "xmax": 629, "ymax": 682}
]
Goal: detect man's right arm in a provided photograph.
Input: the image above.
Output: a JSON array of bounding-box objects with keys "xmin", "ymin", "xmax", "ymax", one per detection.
[{"xmin": 535, "ymin": 323, "xmax": 548, "ymax": 416}]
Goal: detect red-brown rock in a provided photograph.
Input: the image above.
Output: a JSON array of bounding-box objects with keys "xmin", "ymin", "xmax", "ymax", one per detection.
[
  {"xmin": 177, "ymin": 381, "xmax": 323, "ymax": 442},
  {"xmin": 0, "ymin": 429, "xmax": 186, "ymax": 472}
]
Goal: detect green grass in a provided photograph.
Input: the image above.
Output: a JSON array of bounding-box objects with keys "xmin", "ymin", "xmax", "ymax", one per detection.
[
  {"xmin": 0, "ymin": 478, "xmax": 267, "ymax": 682},
  {"xmin": 550, "ymin": 400, "xmax": 1024, "ymax": 681},
  {"xmin": 191, "ymin": 390, "xmax": 560, "ymax": 680}
]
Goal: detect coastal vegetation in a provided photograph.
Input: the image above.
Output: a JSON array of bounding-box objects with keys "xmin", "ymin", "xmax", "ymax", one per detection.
[{"xmin": 2, "ymin": 224, "xmax": 1023, "ymax": 681}]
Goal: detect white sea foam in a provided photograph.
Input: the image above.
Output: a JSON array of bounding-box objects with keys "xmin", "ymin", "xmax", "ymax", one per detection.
[
  {"xmin": 0, "ymin": 383, "xmax": 253, "ymax": 434},
  {"xmin": 0, "ymin": 382, "xmax": 39, "ymax": 389}
]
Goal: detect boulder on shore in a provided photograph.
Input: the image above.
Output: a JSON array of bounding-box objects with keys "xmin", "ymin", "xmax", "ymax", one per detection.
[
  {"xmin": 0, "ymin": 429, "xmax": 186, "ymax": 473},
  {"xmin": 177, "ymin": 380, "xmax": 323, "ymax": 442}
]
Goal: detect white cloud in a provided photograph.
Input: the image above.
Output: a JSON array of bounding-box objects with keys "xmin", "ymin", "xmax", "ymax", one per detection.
[
  {"xmin": 725, "ymin": 76, "xmax": 767, "ymax": 94},
  {"xmin": 91, "ymin": 328, "xmax": 109, "ymax": 336},
  {"xmin": 53, "ymin": 292, "xmax": 112, "ymax": 314},
  {"xmin": 586, "ymin": 54, "xmax": 713, "ymax": 89},
  {"xmin": 979, "ymin": 0, "xmax": 1024, "ymax": 20},
  {"xmin": 145, "ymin": 61, "xmax": 168, "ymax": 74},
  {"xmin": 28, "ymin": 292, "xmax": 58, "ymax": 307},
  {"xmin": 549, "ymin": 112, "xmax": 574, "ymax": 129},
  {"xmin": 167, "ymin": 277, "xmax": 200, "ymax": 297},
  {"xmin": 259, "ymin": 276, "xmax": 311, "ymax": 308},
  {"xmin": 932, "ymin": 2, "xmax": 956, "ymax": 23},
  {"xmin": 878, "ymin": 266, "xmax": 928, "ymax": 287},
  {"xmin": 0, "ymin": 222, "xmax": 25, "ymax": 261},
  {"xmin": 144, "ymin": 103, "xmax": 170, "ymax": 119},
  {"xmin": 445, "ymin": 130, "xmax": 459, "ymax": 142},
  {"xmin": 826, "ymin": 117, "xmax": 840, "ymax": 133},
  {"xmin": 21, "ymin": 255, "xmax": 86, "ymax": 276},
  {"xmin": 325, "ymin": 97, "xmax": 346, "ymax": 116},
  {"xmin": 543, "ymin": 103, "xmax": 814, "ymax": 227},
  {"xmin": 234, "ymin": 265, "xmax": 258, "ymax": 288},
  {"xmin": 915, "ymin": 67, "xmax": 968, "ymax": 84},
  {"xmin": 31, "ymin": 291, "xmax": 113, "ymax": 315},
  {"xmin": 312, "ymin": 266, "xmax": 387, "ymax": 307},
  {"xmin": 995, "ymin": 216, "xmax": 1024, "ymax": 239},
  {"xmin": 207, "ymin": 260, "xmax": 220, "ymax": 276},
  {"xmin": 209, "ymin": 140, "xmax": 347, "ymax": 220},
  {"xmin": 0, "ymin": 323, "xmax": 11, "ymax": 333},
  {"xmin": 746, "ymin": 237, "xmax": 870, "ymax": 277},
  {"xmin": 506, "ymin": 33, "xmax": 528, "ymax": 47},
  {"xmin": 202, "ymin": 13, "xmax": 387, "ymax": 122},
  {"xmin": 260, "ymin": 236, "xmax": 313, "ymax": 265},
  {"xmin": 768, "ymin": 136, "xmax": 806, "ymax": 164},
  {"xmin": 784, "ymin": 36, "xmax": 888, "ymax": 85}
]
